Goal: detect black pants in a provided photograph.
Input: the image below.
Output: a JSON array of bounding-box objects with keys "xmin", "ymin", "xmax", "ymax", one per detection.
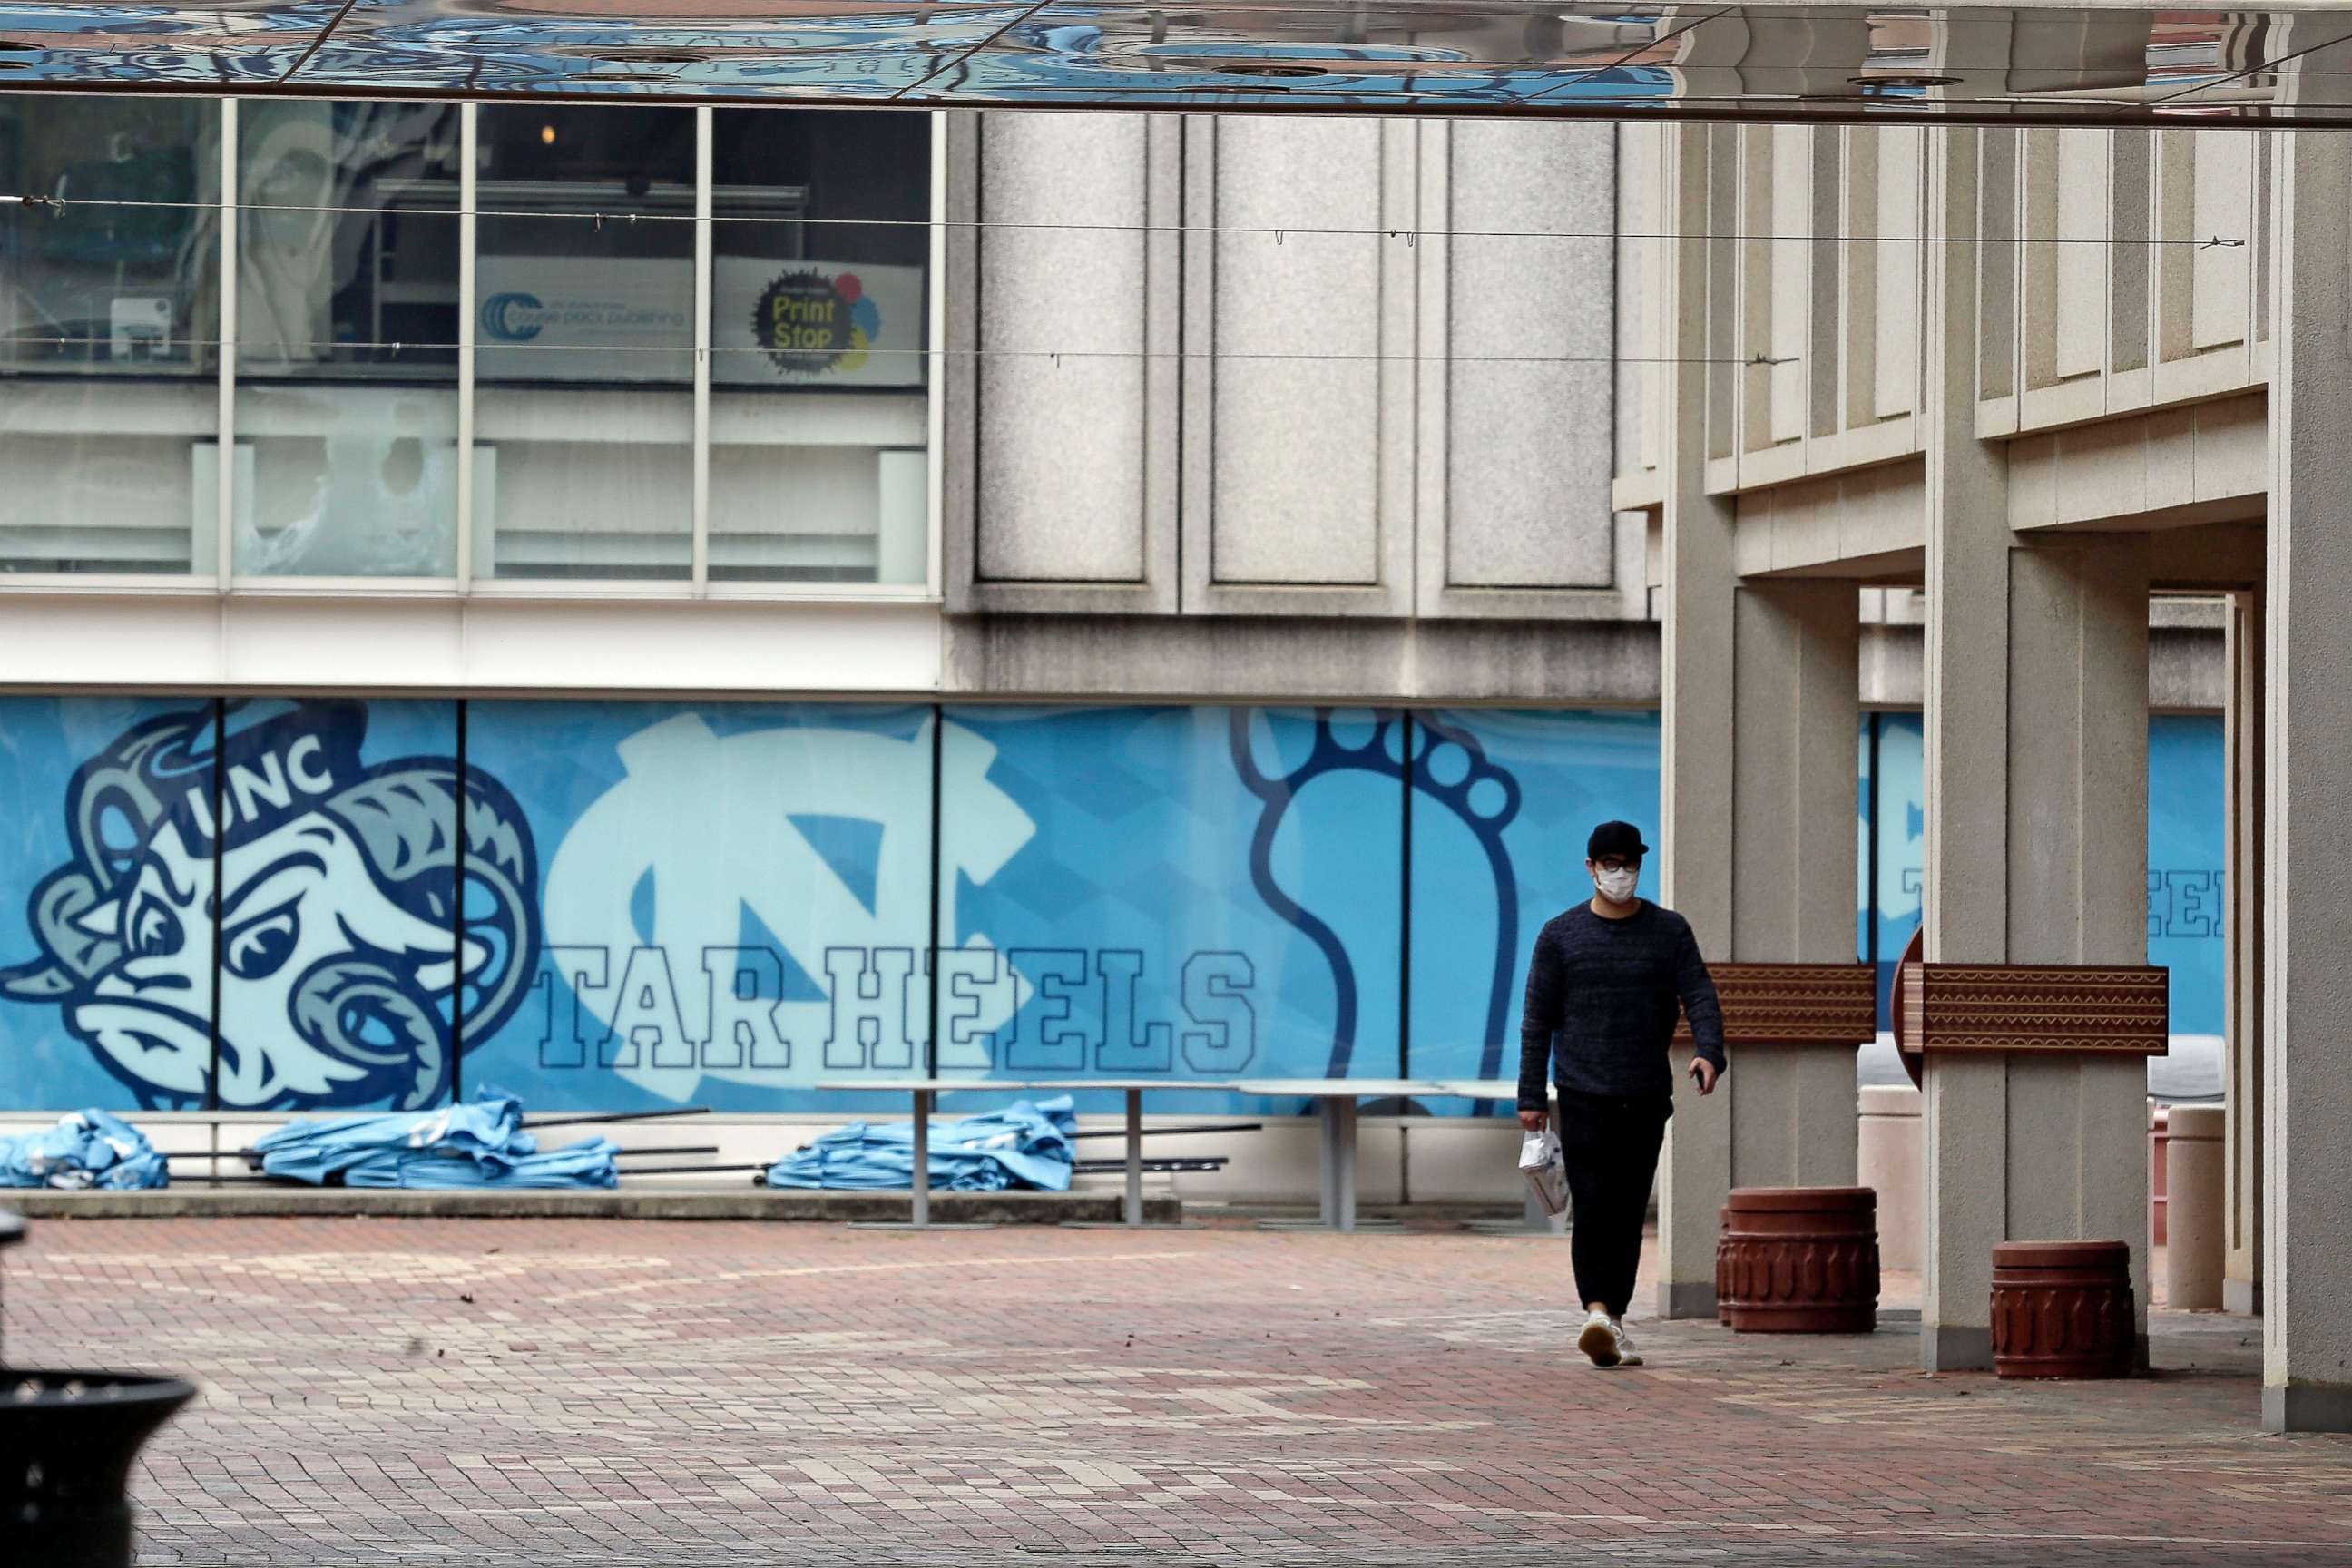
[{"xmin": 1553, "ymin": 1088, "xmax": 1671, "ymax": 1318}]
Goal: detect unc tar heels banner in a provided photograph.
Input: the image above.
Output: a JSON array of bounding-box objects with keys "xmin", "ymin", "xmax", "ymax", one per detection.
[{"xmin": 0, "ymin": 696, "xmax": 1669, "ymax": 1114}]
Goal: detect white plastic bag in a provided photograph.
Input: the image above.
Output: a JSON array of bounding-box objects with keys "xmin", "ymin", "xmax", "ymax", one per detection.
[{"xmin": 1519, "ymin": 1127, "xmax": 1569, "ymax": 1217}]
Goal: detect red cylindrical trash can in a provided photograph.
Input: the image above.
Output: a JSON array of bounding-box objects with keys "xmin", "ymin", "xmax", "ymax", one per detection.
[
  {"xmin": 1720, "ymin": 1187, "xmax": 1880, "ymax": 1333},
  {"xmin": 1991, "ymin": 1240, "xmax": 2135, "ymax": 1379}
]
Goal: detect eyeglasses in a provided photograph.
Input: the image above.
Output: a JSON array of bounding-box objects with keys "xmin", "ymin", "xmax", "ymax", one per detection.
[{"xmin": 1592, "ymin": 856, "xmax": 1641, "ymax": 874}]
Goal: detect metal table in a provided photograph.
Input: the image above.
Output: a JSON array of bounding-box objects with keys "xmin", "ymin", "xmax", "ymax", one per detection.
[
  {"xmin": 812, "ymin": 1077, "xmax": 1240, "ymax": 1230},
  {"xmin": 814, "ymin": 1078, "xmax": 1049, "ymax": 1230},
  {"xmin": 1014, "ymin": 1079, "xmax": 1240, "ymax": 1228},
  {"xmin": 1230, "ymin": 1078, "xmax": 1446, "ymax": 1232}
]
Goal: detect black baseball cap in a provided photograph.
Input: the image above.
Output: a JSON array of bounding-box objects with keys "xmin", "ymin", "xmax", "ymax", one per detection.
[{"xmin": 1587, "ymin": 820, "xmax": 1651, "ymax": 860}]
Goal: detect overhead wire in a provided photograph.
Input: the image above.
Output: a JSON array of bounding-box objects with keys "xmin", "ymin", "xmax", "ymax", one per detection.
[
  {"xmin": 0, "ymin": 191, "xmax": 2247, "ymax": 248},
  {"xmin": 0, "ymin": 333, "xmax": 1794, "ymax": 367}
]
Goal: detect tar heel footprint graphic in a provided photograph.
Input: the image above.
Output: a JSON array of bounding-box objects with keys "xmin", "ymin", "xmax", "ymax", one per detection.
[
  {"xmin": 1228, "ymin": 709, "xmax": 1523, "ymax": 1081},
  {"xmin": 0, "ymin": 699, "xmax": 539, "ymax": 1112}
]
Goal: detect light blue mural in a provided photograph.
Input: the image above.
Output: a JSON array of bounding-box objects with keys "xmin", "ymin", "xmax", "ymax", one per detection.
[
  {"xmin": 1857, "ymin": 710, "xmax": 2224, "ymax": 1036},
  {"xmin": 0, "ymin": 696, "xmax": 515, "ymax": 1112},
  {"xmin": 1408, "ymin": 709, "xmax": 1661, "ymax": 1102},
  {"xmin": 2149, "ymin": 715, "xmax": 2226, "ymax": 1037},
  {"xmin": 0, "ymin": 695, "xmax": 2228, "ymax": 1112},
  {"xmin": 461, "ymin": 701, "xmax": 938, "ymax": 1113},
  {"xmin": 941, "ymin": 707, "xmax": 1403, "ymax": 1113}
]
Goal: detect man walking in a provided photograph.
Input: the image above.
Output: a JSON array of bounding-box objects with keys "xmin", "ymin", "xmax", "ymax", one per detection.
[{"xmin": 1517, "ymin": 820, "xmax": 1726, "ymax": 1369}]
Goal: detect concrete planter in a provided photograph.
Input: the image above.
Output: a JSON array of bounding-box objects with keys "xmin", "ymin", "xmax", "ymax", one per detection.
[
  {"xmin": 1720, "ymin": 1187, "xmax": 1881, "ymax": 1333},
  {"xmin": 1991, "ymin": 1240, "xmax": 2135, "ymax": 1379}
]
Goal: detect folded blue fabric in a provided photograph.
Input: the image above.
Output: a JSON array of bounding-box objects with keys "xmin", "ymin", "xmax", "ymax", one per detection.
[
  {"xmin": 253, "ymin": 1087, "xmax": 531, "ymax": 1185},
  {"xmin": 341, "ymin": 1135, "xmax": 620, "ymax": 1190},
  {"xmin": 764, "ymin": 1096, "xmax": 1078, "ymax": 1192},
  {"xmin": 0, "ymin": 1109, "xmax": 170, "ymax": 1190},
  {"xmin": 251, "ymin": 1086, "xmax": 617, "ymax": 1190}
]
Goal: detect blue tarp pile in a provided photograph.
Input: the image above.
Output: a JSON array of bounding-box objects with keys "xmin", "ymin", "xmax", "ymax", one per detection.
[
  {"xmin": 764, "ymin": 1096, "xmax": 1078, "ymax": 1192},
  {"xmin": 0, "ymin": 1109, "xmax": 170, "ymax": 1190},
  {"xmin": 251, "ymin": 1087, "xmax": 620, "ymax": 1190}
]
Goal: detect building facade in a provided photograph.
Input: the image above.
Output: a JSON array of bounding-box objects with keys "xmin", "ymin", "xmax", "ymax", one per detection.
[{"xmin": 0, "ymin": 99, "xmax": 2231, "ymax": 1216}]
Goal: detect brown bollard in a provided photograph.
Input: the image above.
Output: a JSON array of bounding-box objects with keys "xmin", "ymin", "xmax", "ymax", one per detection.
[
  {"xmin": 1721, "ymin": 1187, "xmax": 1880, "ymax": 1333},
  {"xmin": 1991, "ymin": 1240, "xmax": 2135, "ymax": 1378}
]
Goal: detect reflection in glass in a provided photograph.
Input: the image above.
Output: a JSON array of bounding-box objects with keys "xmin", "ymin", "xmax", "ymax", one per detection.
[
  {"xmin": 711, "ymin": 110, "xmax": 929, "ymax": 584},
  {"xmin": 0, "ymin": 99, "xmax": 220, "ymax": 573},
  {"xmin": 475, "ymin": 106, "xmax": 694, "ymax": 581},
  {"xmin": 235, "ymin": 102, "xmax": 462, "ymax": 577}
]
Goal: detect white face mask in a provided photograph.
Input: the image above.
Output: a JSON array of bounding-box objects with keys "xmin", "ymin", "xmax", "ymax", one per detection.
[{"xmin": 1593, "ymin": 865, "xmax": 1639, "ymax": 903}]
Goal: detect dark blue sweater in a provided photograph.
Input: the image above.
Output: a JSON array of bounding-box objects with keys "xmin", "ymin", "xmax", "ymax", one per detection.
[{"xmin": 1515, "ymin": 900, "xmax": 1727, "ymax": 1107}]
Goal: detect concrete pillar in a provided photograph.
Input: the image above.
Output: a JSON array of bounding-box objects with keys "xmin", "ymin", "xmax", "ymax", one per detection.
[
  {"xmin": 1920, "ymin": 122, "xmax": 2012, "ymax": 1374},
  {"xmin": 1652, "ymin": 131, "xmax": 1860, "ymax": 1318},
  {"xmin": 2262, "ymin": 124, "xmax": 2352, "ymax": 1435},
  {"xmin": 1858, "ymin": 1084, "xmax": 1924, "ymax": 1274},
  {"xmin": 1655, "ymin": 122, "xmax": 1738, "ymax": 1320},
  {"xmin": 1725, "ymin": 581, "xmax": 1863, "ymax": 1193},
  {"xmin": 2223, "ymin": 590, "xmax": 2265, "ymax": 1316},
  {"xmin": 1921, "ymin": 127, "xmax": 2152, "ymax": 1373},
  {"xmin": 2165, "ymin": 1105, "xmax": 2226, "ymax": 1312}
]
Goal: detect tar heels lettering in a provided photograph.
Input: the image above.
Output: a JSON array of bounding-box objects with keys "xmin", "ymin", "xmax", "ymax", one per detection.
[{"xmin": 529, "ymin": 943, "xmax": 1256, "ymax": 1075}]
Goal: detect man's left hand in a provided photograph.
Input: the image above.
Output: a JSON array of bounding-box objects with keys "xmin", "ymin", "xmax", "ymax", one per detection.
[{"xmin": 1688, "ymin": 1058, "xmax": 1720, "ymax": 1096}]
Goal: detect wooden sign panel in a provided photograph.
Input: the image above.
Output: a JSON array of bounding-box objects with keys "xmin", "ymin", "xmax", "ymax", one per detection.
[
  {"xmin": 1671, "ymin": 962, "xmax": 1878, "ymax": 1046},
  {"xmin": 1899, "ymin": 963, "xmax": 2170, "ymax": 1055}
]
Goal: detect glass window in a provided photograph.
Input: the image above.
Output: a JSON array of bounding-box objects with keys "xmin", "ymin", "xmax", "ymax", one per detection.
[
  {"xmin": 710, "ymin": 110, "xmax": 929, "ymax": 585},
  {"xmin": 234, "ymin": 102, "xmax": 462, "ymax": 577},
  {"xmin": 474, "ymin": 105, "xmax": 695, "ymax": 582},
  {"xmin": 0, "ymin": 99, "xmax": 220, "ymax": 575}
]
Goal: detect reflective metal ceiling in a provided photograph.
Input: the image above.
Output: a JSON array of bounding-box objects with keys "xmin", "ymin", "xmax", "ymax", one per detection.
[{"xmin": 2, "ymin": 4, "xmax": 2350, "ymax": 125}]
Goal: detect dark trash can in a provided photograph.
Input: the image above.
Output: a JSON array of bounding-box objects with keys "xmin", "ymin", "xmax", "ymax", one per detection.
[{"xmin": 0, "ymin": 1210, "xmax": 195, "ymax": 1568}]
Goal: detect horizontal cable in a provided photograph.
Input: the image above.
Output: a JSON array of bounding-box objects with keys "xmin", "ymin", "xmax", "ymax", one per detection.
[
  {"xmin": 0, "ymin": 333, "xmax": 1791, "ymax": 366},
  {"xmin": 0, "ymin": 191, "xmax": 2247, "ymax": 248}
]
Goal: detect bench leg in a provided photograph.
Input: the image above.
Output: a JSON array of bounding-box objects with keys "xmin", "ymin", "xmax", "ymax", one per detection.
[{"xmin": 1122, "ymin": 1089, "xmax": 1143, "ymax": 1228}]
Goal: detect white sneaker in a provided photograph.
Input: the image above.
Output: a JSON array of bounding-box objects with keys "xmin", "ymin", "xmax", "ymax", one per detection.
[
  {"xmin": 1576, "ymin": 1310, "xmax": 1622, "ymax": 1368},
  {"xmin": 1613, "ymin": 1325, "xmax": 1643, "ymax": 1367}
]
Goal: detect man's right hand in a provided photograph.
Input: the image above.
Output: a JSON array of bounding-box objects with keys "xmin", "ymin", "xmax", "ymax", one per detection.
[{"xmin": 1517, "ymin": 1109, "xmax": 1547, "ymax": 1132}]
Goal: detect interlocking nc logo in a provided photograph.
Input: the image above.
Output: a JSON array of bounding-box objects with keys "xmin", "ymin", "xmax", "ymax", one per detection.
[{"xmin": 536, "ymin": 713, "xmax": 1034, "ymax": 1101}]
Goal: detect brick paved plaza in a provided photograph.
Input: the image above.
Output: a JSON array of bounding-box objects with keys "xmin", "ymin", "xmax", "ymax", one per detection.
[{"xmin": 9, "ymin": 1215, "xmax": 2347, "ymax": 1567}]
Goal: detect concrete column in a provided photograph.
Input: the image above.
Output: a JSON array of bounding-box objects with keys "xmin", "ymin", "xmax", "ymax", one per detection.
[
  {"xmin": 2166, "ymin": 1104, "xmax": 2226, "ymax": 1312},
  {"xmin": 2223, "ymin": 590, "xmax": 2265, "ymax": 1316},
  {"xmin": 1921, "ymin": 127, "xmax": 2152, "ymax": 1371},
  {"xmin": 1655, "ymin": 123, "xmax": 1739, "ymax": 1320},
  {"xmin": 1920, "ymin": 123, "xmax": 2013, "ymax": 1374},
  {"xmin": 1653, "ymin": 121, "xmax": 1862, "ymax": 1317},
  {"xmin": 1726, "ymin": 581, "xmax": 1863, "ymax": 1195},
  {"xmin": 1858, "ymin": 1084, "xmax": 1924, "ymax": 1273},
  {"xmin": 2262, "ymin": 126, "xmax": 2352, "ymax": 1435}
]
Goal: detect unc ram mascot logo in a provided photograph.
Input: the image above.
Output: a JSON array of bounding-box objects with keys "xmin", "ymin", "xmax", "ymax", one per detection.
[{"xmin": 0, "ymin": 700, "xmax": 538, "ymax": 1111}]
